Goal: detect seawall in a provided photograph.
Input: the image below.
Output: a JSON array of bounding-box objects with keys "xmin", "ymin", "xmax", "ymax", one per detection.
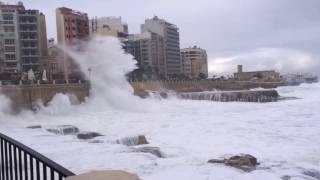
[
  {"xmin": 0, "ymin": 83, "xmax": 89, "ymax": 111},
  {"xmin": 130, "ymin": 80, "xmax": 282, "ymax": 93},
  {"xmin": 178, "ymin": 90, "xmax": 280, "ymax": 103}
]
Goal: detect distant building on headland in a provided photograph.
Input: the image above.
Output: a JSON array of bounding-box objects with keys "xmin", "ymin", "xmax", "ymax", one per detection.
[
  {"xmin": 0, "ymin": 2, "xmax": 47, "ymax": 81},
  {"xmin": 234, "ymin": 65, "xmax": 280, "ymax": 82},
  {"xmin": 181, "ymin": 46, "xmax": 208, "ymax": 79}
]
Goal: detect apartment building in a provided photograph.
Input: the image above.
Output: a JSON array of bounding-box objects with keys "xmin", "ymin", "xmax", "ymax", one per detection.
[
  {"xmin": 181, "ymin": 46, "xmax": 208, "ymax": 79},
  {"xmin": 141, "ymin": 16, "xmax": 182, "ymax": 79},
  {"xmin": 126, "ymin": 32, "xmax": 165, "ymax": 80},
  {"xmin": 56, "ymin": 7, "xmax": 89, "ymax": 45},
  {"xmin": 0, "ymin": 2, "xmax": 44, "ymax": 81},
  {"xmin": 56, "ymin": 7, "xmax": 89, "ymax": 81}
]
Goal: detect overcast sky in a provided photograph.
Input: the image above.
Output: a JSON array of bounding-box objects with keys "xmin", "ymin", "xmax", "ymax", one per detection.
[{"xmin": 5, "ymin": 0, "xmax": 320, "ymax": 75}]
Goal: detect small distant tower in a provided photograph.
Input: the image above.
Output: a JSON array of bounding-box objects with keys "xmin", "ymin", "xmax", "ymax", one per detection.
[{"xmin": 237, "ymin": 65, "xmax": 243, "ymax": 73}]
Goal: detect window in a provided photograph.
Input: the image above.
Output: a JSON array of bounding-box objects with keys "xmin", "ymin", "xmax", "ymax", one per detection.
[
  {"xmin": 5, "ymin": 46, "xmax": 15, "ymax": 52},
  {"xmin": 3, "ymin": 14, "xmax": 14, "ymax": 20},
  {"xmin": 3, "ymin": 26, "xmax": 15, "ymax": 32},
  {"xmin": 4, "ymin": 39, "xmax": 15, "ymax": 45},
  {"xmin": 3, "ymin": 21, "xmax": 13, "ymax": 25},
  {"xmin": 5, "ymin": 54, "xmax": 16, "ymax": 60}
]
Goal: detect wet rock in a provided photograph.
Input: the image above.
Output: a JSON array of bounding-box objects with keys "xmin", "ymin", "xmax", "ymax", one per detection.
[
  {"xmin": 281, "ymin": 175, "xmax": 291, "ymax": 180},
  {"xmin": 208, "ymin": 154, "xmax": 259, "ymax": 172},
  {"xmin": 88, "ymin": 140, "xmax": 104, "ymax": 144},
  {"xmin": 134, "ymin": 89, "xmax": 149, "ymax": 98},
  {"xmin": 47, "ymin": 125, "xmax": 79, "ymax": 135},
  {"xmin": 27, "ymin": 125, "xmax": 42, "ymax": 129},
  {"xmin": 303, "ymin": 169, "xmax": 320, "ymax": 180},
  {"xmin": 208, "ymin": 159, "xmax": 225, "ymax": 164},
  {"xmin": 117, "ymin": 135, "xmax": 149, "ymax": 146},
  {"xmin": 159, "ymin": 92, "xmax": 168, "ymax": 98},
  {"xmin": 77, "ymin": 132, "xmax": 103, "ymax": 140},
  {"xmin": 135, "ymin": 146, "xmax": 163, "ymax": 158}
]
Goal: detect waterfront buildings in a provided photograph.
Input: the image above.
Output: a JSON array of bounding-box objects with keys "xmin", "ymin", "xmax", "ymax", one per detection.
[
  {"xmin": 0, "ymin": 2, "xmax": 45, "ymax": 81},
  {"xmin": 141, "ymin": 16, "xmax": 182, "ymax": 79},
  {"xmin": 181, "ymin": 46, "xmax": 208, "ymax": 79},
  {"xmin": 234, "ymin": 65, "xmax": 280, "ymax": 82}
]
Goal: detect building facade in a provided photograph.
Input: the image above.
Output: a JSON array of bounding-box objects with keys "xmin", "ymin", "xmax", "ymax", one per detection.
[
  {"xmin": 90, "ymin": 16, "xmax": 128, "ymax": 39},
  {"xmin": 56, "ymin": 7, "xmax": 89, "ymax": 45},
  {"xmin": 126, "ymin": 32, "xmax": 165, "ymax": 80},
  {"xmin": 0, "ymin": 2, "xmax": 44, "ymax": 81},
  {"xmin": 141, "ymin": 16, "xmax": 182, "ymax": 79},
  {"xmin": 181, "ymin": 46, "xmax": 208, "ymax": 79},
  {"xmin": 56, "ymin": 7, "xmax": 89, "ymax": 81}
]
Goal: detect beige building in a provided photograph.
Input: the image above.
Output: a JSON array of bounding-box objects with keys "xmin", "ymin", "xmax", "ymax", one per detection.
[
  {"xmin": 56, "ymin": 7, "xmax": 89, "ymax": 45},
  {"xmin": 234, "ymin": 65, "xmax": 280, "ymax": 81},
  {"xmin": 181, "ymin": 46, "xmax": 208, "ymax": 79},
  {"xmin": 39, "ymin": 13, "xmax": 48, "ymax": 56},
  {"xmin": 90, "ymin": 16, "xmax": 128, "ymax": 40},
  {"xmin": 56, "ymin": 7, "xmax": 89, "ymax": 81}
]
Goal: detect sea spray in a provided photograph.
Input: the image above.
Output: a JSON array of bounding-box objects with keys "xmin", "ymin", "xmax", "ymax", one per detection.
[
  {"xmin": 0, "ymin": 95, "xmax": 12, "ymax": 117},
  {"xmin": 61, "ymin": 36, "xmax": 152, "ymax": 111}
]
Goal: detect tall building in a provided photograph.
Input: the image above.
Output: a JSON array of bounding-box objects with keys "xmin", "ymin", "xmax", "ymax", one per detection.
[
  {"xmin": 56, "ymin": 7, "xmax": 89, "ymax": 45},
  {"xmin": 141, "ymin": 16, "xmax": 182, "ymax": 79},
  {"xmin": 56, "ymin": 7, "xmax": 89, "ymax": 81},
  {"xmin": 181, "ymin": 46, "xmax": 208, "ymax": 79},
  {"xmin": 126, "ymin": 32, "xmax": 165, "ymax": 80},
  {"xmin": 90, "ymin": 16, "xmax": 128, "ymax": 39},
  {"xmin": 39, "ymin": 13, "xmax": 48, "ymax": 56},
  {"xmin": 0, "ymin": 2, "xmax": 43, "ymax": 81}
]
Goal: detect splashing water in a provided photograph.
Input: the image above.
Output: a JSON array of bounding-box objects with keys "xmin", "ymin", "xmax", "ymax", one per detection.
[{"xmin": 62, "ymin": 36, "xmax": 150, "ymax": 111}]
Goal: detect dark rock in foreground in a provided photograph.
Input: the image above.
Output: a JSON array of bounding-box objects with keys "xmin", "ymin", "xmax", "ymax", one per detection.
[
  {"xmin": 134, "ymin": 146, "xmax": 163, "ymax": 158},
  {"xmin": 47, "ymin": 125, "xmax": 79, "ymax": 135},
  {"xmin": 77, "ymin": 132, "xmax": 103, "ymax": 140},
  {"xmin": 116, "ymin": 135, "xmax": 149, "ymax": 146},
  {"xmin": 208, "ymin": 154, "xmax": 259, "ymax": 172},
  {"xmin": 27, "ymin": 125, "xmax": 42, "ymax": 129}
]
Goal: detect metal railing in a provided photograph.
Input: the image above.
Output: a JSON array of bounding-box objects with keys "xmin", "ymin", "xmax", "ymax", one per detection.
[{"xmin": 0, "ymin": 133, "xmax": 75, "ymax": 180}]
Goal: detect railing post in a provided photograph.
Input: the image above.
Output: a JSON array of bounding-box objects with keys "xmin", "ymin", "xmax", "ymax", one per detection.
[{"xmin": 0, "ymin": 133, "xmax": 75, "ymax": 180}]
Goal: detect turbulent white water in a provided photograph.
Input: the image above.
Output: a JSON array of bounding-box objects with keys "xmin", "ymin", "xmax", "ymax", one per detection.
[{"xmin": 0, "ymin": 37, "xmax": 319, "ymax": 180}]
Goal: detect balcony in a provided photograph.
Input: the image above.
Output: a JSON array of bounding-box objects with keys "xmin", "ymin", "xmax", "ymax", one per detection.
[
  {"xmin": 19, "ymin": 21, "xmax": 37, "ymax": 25},
  {"xmin": 21, "ymin": 54, "xmax": 39, "ymax": 58},
  {"xmin": 21, "ymin": 46, "xmax": 38, "ymax": 49}
]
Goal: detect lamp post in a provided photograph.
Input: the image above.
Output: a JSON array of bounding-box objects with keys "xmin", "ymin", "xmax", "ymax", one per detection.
[{"xmin": 88, "ymin": 68, "xmax": 92, "ymax": 82}]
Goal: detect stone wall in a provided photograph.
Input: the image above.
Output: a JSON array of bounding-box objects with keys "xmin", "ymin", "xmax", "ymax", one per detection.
[
  {"xmin": 0, "ymin": 83, "xmax": 89, "ymax": 111},
  {"xmin": 130, "ymin": 80, "xmax": 282, "ymax": 93}
]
